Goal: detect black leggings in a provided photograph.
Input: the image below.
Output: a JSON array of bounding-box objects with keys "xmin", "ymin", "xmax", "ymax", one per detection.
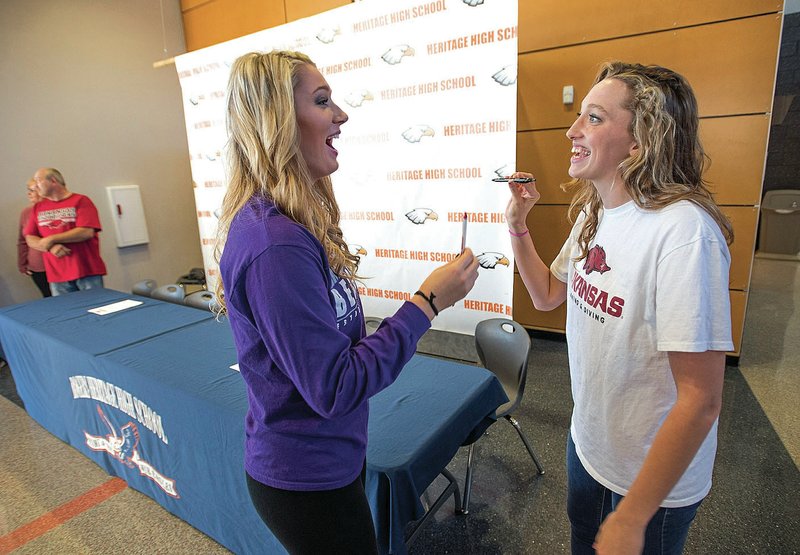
[{"xmin": 246, "ymin": 469, "xmax": 379, "ymax": 555}]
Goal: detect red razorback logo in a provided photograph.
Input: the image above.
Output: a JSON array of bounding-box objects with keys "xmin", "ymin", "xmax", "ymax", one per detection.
[{"xmin": 583, "ymin": 245, "xmax": 611, "ymax": 275}]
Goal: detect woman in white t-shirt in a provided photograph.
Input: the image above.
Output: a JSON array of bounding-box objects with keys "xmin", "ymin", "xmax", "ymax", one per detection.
[{"xmin": 506, "ymin": 62, "xmax": 734, "ymax": 555}]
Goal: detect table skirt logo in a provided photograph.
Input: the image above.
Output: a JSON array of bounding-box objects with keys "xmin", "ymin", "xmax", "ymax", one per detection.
[{"xmin": 85, "ymin": 406, "xmax": 179, "ymax": 498}]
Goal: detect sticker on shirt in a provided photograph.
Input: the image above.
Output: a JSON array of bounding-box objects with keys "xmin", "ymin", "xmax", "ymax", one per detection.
[
  {"xmin": 329, "ymin": 269, "xmax": 361, "ymax": 331},
  {"xmin": 38, "ymin": 207, "xmax": 77, "ymax": 230},
  {"xmin": 569, "ymin": 244, "xmax": 625, "ymax": 324}
]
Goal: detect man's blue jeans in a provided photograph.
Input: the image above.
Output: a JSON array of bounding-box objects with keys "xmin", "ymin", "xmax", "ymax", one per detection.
[
  {"xmin": 50, "ymin": 275, "xmax": 104, "ymax": 296},
  {"xmin": 566, "ymin": 434, "xmax": 701, "ymax": 555}
]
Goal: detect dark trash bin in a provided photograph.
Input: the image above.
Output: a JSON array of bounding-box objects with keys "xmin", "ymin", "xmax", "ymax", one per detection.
[{"xmin": 759, "ymin": 190, "xmax": 800, "ymax": 255}]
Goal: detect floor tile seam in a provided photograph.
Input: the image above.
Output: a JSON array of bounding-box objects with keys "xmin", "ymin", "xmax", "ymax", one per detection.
[{"xmin": 0, "ymin": 477, "xmax": 127, "ymax": 553}]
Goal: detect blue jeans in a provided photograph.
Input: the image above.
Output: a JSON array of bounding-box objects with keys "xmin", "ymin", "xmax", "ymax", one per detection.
[
  {"xmin": 566, "ymin": 434, "xmax": 701, "ymax": 555},
  {"xmin": 50, "ymin": 275, "xmax": 104, "ymax": 296}
]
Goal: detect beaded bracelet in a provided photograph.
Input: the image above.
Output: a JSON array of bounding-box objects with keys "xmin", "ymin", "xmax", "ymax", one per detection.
[
  {"xmin": 509, "ymin": 228, "xmax": 530, "ymax": 237},
  {"xmin": 414, "ymin": 290, "xmax": 439, "ymax": 316}
]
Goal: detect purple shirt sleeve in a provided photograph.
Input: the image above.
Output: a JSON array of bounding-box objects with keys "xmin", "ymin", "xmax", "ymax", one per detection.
[{"xmin": 242, "ymin": 242, "xmax": 430, "ymax": 418}]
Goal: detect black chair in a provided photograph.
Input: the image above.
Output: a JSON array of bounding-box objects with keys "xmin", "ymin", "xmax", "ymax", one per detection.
[
  {"xmin": 459, "ymin": 318, "xmax": 544, "ymax": 514},
  {"xmin": 150, "ymin": 284, "xmax": 185, "ymax": 304},
  {"xmin": 184, "ymin": 290, "xmax": 217, "ymax": 311},
  {"xmin": 131, "ymin": 279, "xmax": 157, "ymax": 297},
  {"xmin": 365, "ymin": 317, "xmax": 383, "ymax": 335},
  {"xmin": 176, "ymin": 267, "xmax": 206, "ymax": 287}
]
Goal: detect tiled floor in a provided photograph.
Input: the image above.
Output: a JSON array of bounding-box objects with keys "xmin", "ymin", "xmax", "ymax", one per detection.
[{"xmin": 1, "ymin": 258, "xmax": 798, "ymax": 554}]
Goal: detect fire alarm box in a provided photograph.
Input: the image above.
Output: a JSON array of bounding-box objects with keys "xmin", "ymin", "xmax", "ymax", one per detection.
[{"xmin": 106, "ymin": 185, "xmax": 150, "ymax": 247}]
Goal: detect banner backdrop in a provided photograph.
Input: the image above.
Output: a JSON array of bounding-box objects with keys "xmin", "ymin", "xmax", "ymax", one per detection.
[{"xmin": 175, "ymin": 0, "xmax": 519, "ymax": 335}]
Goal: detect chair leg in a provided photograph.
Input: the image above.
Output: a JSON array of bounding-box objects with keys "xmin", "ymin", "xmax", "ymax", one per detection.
[
  {"xmin": 456, "ymin": 443, "xmax": 476, "ymax": 515},
  {"xmin": 505, "ymin": 415, "xmax": 545, "ymax": 475},
  {"xmin": 443, "ymin": 467, "xmax": 462, "ymax": 514},
  {"xmin": 406, "ymin": 468, "xmax": 462, "ymax": 548}
]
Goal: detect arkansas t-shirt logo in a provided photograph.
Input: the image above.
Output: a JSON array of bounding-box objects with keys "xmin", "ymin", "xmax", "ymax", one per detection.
[{"xmin": 583, "ymin": 245, "xmax": 611, "ymax": 275}]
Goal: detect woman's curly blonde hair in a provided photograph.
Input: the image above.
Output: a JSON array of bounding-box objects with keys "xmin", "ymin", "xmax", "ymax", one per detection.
[{"xmin": 563, "ymin": 61, "xmax": 733, "ymax": 261}]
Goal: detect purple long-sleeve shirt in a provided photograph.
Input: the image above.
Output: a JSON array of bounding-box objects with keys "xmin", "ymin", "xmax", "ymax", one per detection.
[{"xmin": 221, "ymin": 197, "xmax": 430, "ymax": 491}]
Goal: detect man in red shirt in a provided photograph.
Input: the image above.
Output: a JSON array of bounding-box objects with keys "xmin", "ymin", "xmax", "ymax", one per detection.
[{"xmin": 24, "ymin": 168, "xmax": 107, "ymax": 296}]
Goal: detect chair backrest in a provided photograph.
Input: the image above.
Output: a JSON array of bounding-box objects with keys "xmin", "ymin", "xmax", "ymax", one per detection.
[
  {"xmin": 176, "ymin": 267, "xmax": 206, "ymax": 286},
  {"xmin": 150, "ymin": 284, "xmax": 185, "ymax": 304},
  {"xmin": 474, "ymin": 318, "xmax": 531, "ymax": 417},
  {"xmin": 184, "ymin": 290, "xmax": 217, "ymax": 311},
  {"xmin": 365, "ymin": 317, "xmax": 383, "ymax": 335},
  {"xmin": 131, "ymin": 279, "xmax": 157, "ymax": 297}
]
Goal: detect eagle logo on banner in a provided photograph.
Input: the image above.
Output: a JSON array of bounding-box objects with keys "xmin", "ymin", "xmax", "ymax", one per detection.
[
  {"xmin": 316, "ymin": 26, "xmax": 340, "ymax": 43},
  {"xmin": 405, "ymin": 208, "xmax": 438, "ymax": 225},
  {"xmin": 381, "ymin": 44, "xmax": 415, "ymax": 65},
  {"xmin": 344, "ymin": 90, "xmax": 375, "ymax": 108},
  {"xmin": 402, "ymin": 125, "xmax": 435, "ymax": 143},
  {"xmin": 349, "ymin": 244, "xmax": 368, "ymax": 256},
  {"xmin": 492, "ymin": 64, "xmax": 517, "ymax": 86},
  {"xmin": 477, "ymin": 252, "xmax": 510, "ymax": 269}
]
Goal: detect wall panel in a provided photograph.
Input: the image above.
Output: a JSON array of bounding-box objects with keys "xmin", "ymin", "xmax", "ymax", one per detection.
[
  {"xmin": 513, "ymin": 273, "xmax": 567, "ymax": 333},
  {"xmin": 523, "ymin": 205, "xmax": 572, "ymax": 265},
  {"xmin": 285, "ymin": 0, "xmax": 350, "ymax": 23},
  {"xmin": 514, "ymin": 205, "xmax": 570, "ymax": 332},
  {"xmin": 724, "ymin": 206, "xmax": 759, "ymax": 292},
  {"xmin": 702, "ymin": 115, "xmax": 771, "ymax": 206},
  {"xmin": 183, "ymin": 0, "xmax": 285, "ymax": 51},
  {"xmin": 518, "ymin": 15, "xmax": 782, "ymax": 131},
  {"xmin": 180, "ymin": 0, "xmax": 210, "ymax": 10},
  {"xmin": 519, "ymin": 0, "xmax": 783, "ymax": 53},
  {"xmin": 516, "ymin": 130, "xmax": 573, "ymax": 204},
  {"xmin": 730, "ymin": 290, "xmax": 747, "ymax": 355}
]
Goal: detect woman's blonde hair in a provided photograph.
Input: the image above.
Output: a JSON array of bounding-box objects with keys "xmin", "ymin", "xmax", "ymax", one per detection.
[
  {"xmin": 214, "ymin": 51, "xmax": 359, "ymax": 313},
  {"xmin": 564, "ymin": 61, "xmax": 733, "ymax": 261}
]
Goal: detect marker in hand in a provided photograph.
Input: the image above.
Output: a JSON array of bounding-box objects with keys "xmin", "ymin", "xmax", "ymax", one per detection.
[
  {"xmin": 460, "ymin": 212, "xmax": 468, "ymax": 253},
  {"xmin": 492, "ymin": 177, "xmax": 535, "ymax": 183}
]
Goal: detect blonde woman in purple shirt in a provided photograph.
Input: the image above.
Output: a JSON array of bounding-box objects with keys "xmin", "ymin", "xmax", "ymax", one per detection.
[{"xmin": 216, "ymin": 50, "xmax": 479, "ymax": 554}]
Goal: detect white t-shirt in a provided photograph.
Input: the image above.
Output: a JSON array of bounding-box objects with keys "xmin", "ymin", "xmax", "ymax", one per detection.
[{"xmin": 551, "ymin": 200, "xmax": 733, "ymax": 507}]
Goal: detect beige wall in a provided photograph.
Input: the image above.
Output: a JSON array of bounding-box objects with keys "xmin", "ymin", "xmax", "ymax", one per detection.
[{"xmin": 0, "ymin": 0, "xmax": 203, "ymax": 306}]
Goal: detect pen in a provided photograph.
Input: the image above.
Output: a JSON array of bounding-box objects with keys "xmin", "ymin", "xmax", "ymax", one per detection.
[
  {"xmin": 460, "ymin": 212, "xmax": 468, "ymax": 253},
  {"xmin": 492, "ymin": 177, "xmax": 534, "ymax": 183}
]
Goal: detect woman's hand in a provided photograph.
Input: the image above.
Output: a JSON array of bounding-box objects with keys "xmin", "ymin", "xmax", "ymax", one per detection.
[
  {"xmin": 593, "ymin": 508, "xmax": 646, "ymax": 555},
  {"xmin": 504, "ymin": 171, "xmax": 540, "ymax": 232},
  {"xmin": 412, "ymin": 248, "xmax": 480, "ymax": 319}
]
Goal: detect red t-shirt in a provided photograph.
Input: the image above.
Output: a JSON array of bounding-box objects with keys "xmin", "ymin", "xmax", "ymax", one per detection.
[{"xmin": 23, "ymin": 193, "xmax": 107, "ymax": 282}]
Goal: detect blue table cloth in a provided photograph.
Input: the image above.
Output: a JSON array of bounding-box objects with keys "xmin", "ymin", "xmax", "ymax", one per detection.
[
  {"xmin": 0, "ymin": 288, "xmax": 212, "ymax": 356},
  {"xmin": 367, "ymin": 355, "xmax": 508, "ymax": 554},
  {"xmin": 0, "ymin": 289, "xmax": 506, "ymax": 555},
  {"xmin": 0, "ymin": 290, "xmax": 285, "ymax": 555},
  {"xmin": 95, "ymin": 318, "xmax": 286, "ymax": 554},
  {"xmin": 0, "ymin": 289, "xmax": 214, "ymax": 446}
]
